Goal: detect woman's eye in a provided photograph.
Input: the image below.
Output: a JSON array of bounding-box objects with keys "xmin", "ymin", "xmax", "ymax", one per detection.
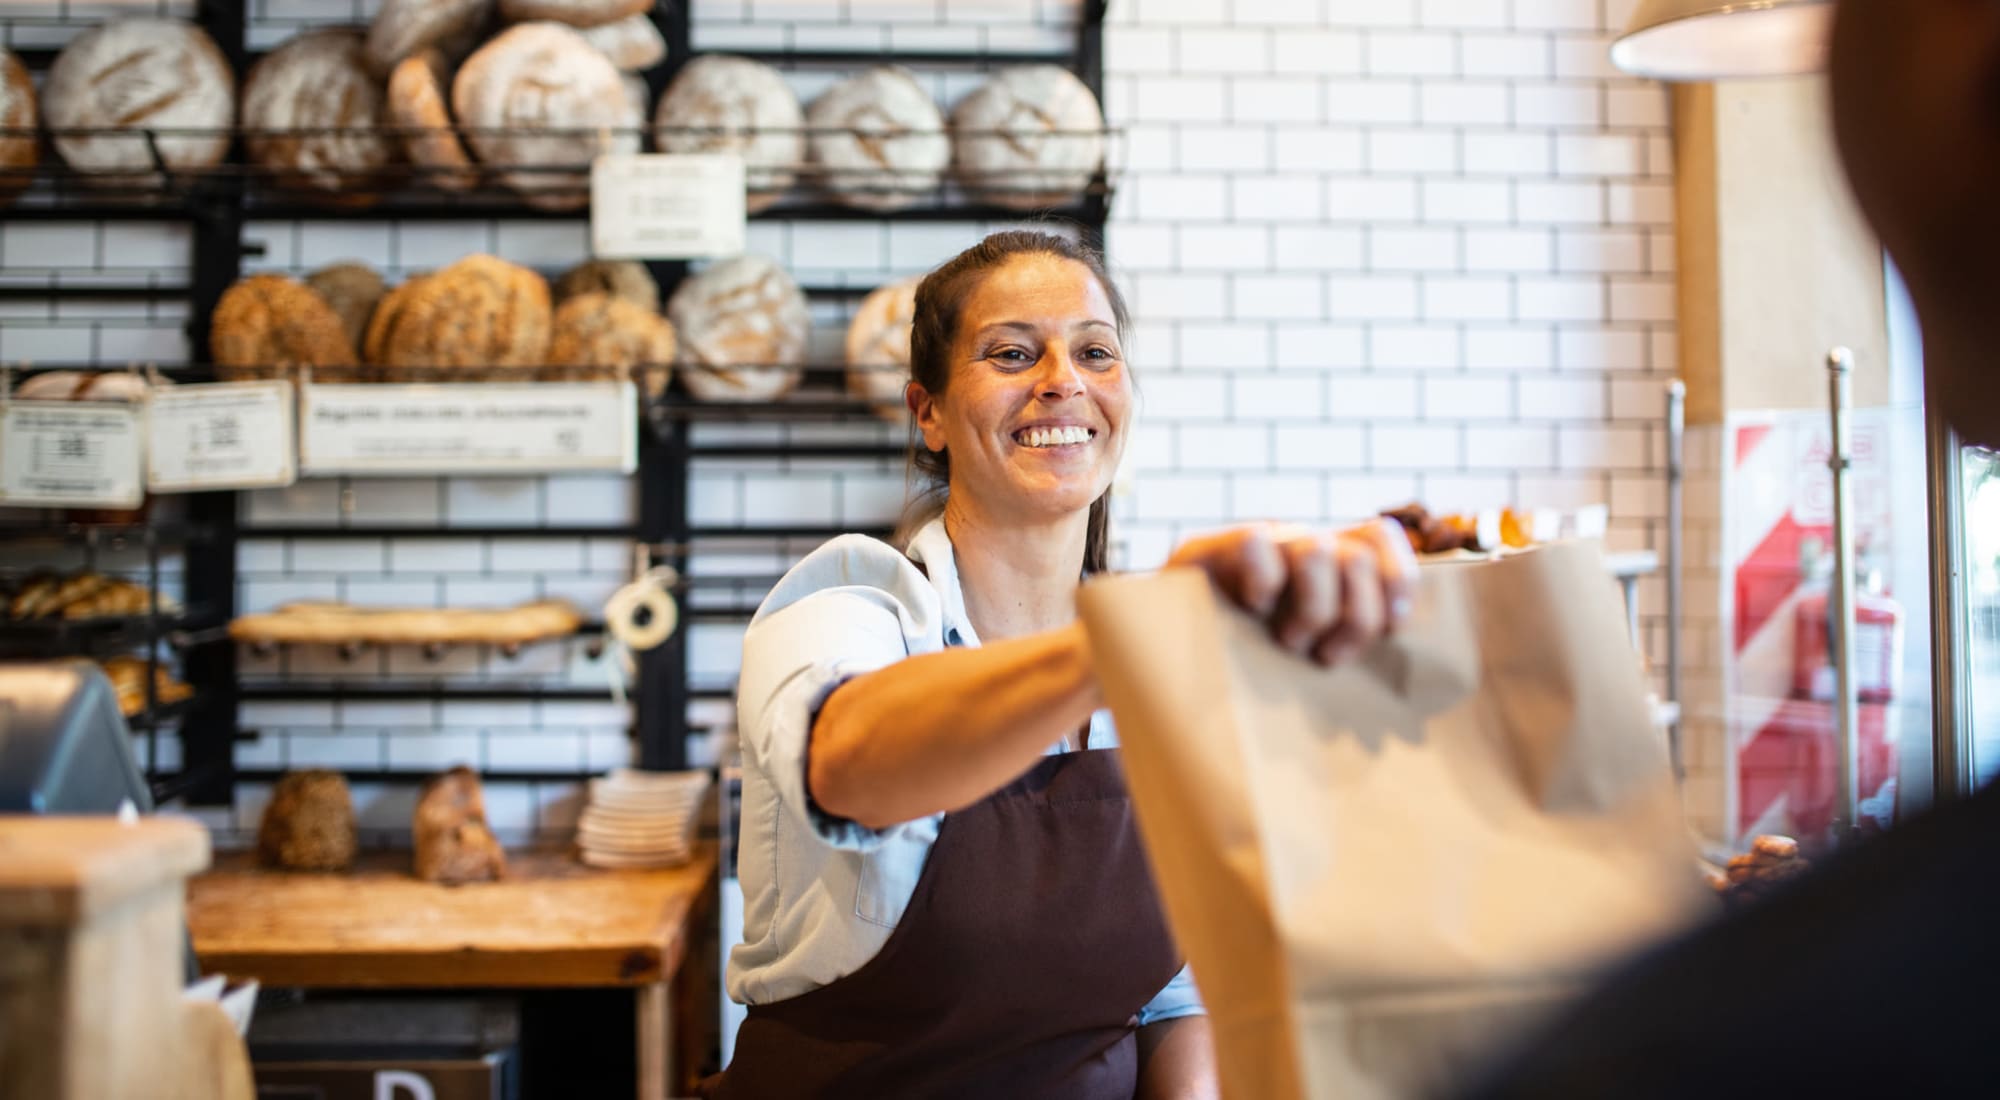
[
  {"xmin": 1080, "ymin": 347, "xmax": 1118, "ymax": 366},
  {"xmin": 989, "ymin": 348, "xmax": 1032, "ymax": 365}
]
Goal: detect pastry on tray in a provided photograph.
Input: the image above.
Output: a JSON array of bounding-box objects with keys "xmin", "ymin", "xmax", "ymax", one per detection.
[
  {"xmin": 228, "ymin": 598, "xmax": 583, "ymax": 647},
  {"xmin": 6, "ymin": 573, "xmax": 175, "ymax": 621},
  {"xmin": 1709, "ymin": 834, "xmax": 1812, "ymax": 910},
  {"xmin": 99, "ymin": 656, "xmax": 194, "ymax": 718}
]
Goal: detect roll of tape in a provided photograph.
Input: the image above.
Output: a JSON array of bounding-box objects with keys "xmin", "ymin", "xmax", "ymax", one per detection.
[{"xmin": 605, "ymin": 568, "xmax": 678, "ymax": 652}]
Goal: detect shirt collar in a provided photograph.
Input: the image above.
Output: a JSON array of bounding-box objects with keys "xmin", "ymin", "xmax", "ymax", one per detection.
[{"xmin": 904, "ymin": 515, "xmax": 980, "ymax": 648}]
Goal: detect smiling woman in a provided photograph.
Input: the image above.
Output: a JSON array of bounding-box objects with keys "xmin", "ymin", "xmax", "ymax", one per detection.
[{"xmin": 708, "ymin": 230, "xmax": 1415, "ymax": 1100}]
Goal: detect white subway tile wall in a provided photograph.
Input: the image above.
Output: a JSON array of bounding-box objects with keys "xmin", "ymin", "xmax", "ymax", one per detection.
[{"xmin": 0, "ymin": 0, "xmax": 1685, "ymax": 839}]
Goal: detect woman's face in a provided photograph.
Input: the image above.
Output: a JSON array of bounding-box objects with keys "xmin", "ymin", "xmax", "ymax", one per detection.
[{"xmin": 912, "ymin": 253, "xmax": 1132, "ymax": 527}]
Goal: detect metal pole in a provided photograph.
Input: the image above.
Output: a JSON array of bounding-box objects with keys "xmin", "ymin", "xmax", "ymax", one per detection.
[
  {"xmin": 1666, "ymin": 380, "xmax": 1686, "ymax": 778},
  {"xmin": 1928, "ymin": 408, "xmax": 1974, "ymax": 804},
  {"xmin": 1827, "ymin": 349, "xmax": 1860, "ymax": 837}
]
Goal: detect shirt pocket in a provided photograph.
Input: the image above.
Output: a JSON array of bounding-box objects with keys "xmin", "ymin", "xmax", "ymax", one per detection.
[{"xmin": 853, "ymin": 841, "xmax": 927, "ymax": 929}]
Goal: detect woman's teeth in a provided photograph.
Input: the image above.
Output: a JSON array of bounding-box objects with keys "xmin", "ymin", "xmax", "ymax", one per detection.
[{"xmin": 1016, "ymin": 426, "xmax": 1093, "ymax": 448}]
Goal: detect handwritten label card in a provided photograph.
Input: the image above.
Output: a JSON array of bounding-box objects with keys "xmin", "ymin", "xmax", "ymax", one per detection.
[
  {"xmin": 0, "ymin": 401, "xmax": 146, "ymax": 508},
  {"xmin": 592, "ymin": 153, "xmax": 747, "ymax": 259},
  {"xmin": 147, "ymin": 380, "xmax": 296, "ymax": 492},
  {"xmin": 300, "ymin": 381, "xmax": 637, "ymax": 476}
]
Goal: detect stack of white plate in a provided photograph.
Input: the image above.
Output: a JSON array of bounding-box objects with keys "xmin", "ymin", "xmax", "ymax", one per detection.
[{"xmin": 577, "ymin": 768, "xmax": 710, "ymax": 869}]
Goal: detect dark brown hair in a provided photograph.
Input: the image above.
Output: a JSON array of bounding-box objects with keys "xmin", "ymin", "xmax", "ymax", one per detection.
[{"xmin": 898, "ymin": 229, "xmax": 1132, "ymax": 575}]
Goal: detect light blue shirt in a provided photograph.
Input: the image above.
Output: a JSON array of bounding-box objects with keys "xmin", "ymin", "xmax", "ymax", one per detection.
[{"xmin": 729, "ymin": 516, "xmax": 1203, "ymax": 1025}]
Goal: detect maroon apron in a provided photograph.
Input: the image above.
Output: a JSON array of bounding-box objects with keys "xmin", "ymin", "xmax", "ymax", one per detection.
[{"xmin": 709, "ymin": 748, "xmax": 1184, "ymax": 1100}]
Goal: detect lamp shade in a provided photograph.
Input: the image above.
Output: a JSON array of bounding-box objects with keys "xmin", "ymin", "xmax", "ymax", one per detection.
[{"xmin": 1610, "ymin": 0, "xmax": 1833, "ymax": 81}]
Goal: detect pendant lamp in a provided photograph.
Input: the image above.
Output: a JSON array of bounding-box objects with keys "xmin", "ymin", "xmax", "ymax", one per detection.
[{"xmin": 1610, "ymin": 0, "xmax": 1833, "ymax": 81}]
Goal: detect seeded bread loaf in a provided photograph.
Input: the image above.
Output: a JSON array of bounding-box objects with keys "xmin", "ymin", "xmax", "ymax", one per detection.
[
  {"xmin": 667, "ymin": 254, "xmax": 809, "ymax": 402},
  {"xmin": 806, "ymin": 66, "xmax": 948, "ymax": 212},
  {"xmin": 259, "ymin": 770, "xmax": 358, "ymax": 872},
  {"xmin": 553, "ymin": 258, "xmax": 659, "ymax": 311},
  {"xmin": 652, "ymin": 54, "xmax": 803, "ymax": 214},
  {"xmin": 306, "ymin": 262, "xmax": 390, "ymax": 353},
  {"xmin": 363, "ymin": 254, "xmax": 552, "ymax": 375},
  {"xmin": 42, "ymin": 19, "xmax": 235, "ymax": 188},
  {"xmin": 548, "ymin": 291, "xmax": 676, "ymax": 392},
  {"xmin": 211, "ymin": 273, "xmax": 367, "ymax": 382}
]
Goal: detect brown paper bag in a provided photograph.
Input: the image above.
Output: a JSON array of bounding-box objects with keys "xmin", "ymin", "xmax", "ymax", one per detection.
[{"xmin": 1078, "ymin": 542, "xmax": 1711, "ymax": 1100}]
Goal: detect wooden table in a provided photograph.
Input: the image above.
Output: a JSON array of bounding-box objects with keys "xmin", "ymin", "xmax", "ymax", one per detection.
[{"xmin": 187, "ymin": 844, "xmax": 718, "ymax": 1100}]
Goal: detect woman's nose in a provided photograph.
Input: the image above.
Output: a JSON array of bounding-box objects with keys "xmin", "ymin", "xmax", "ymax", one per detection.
[{"xmin": 1035, "ymin": 348, "xmax": 1086, "ymax": 399}]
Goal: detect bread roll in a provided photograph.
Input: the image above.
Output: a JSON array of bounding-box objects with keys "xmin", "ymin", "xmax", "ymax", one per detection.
[
  {"xmin": 667, "ymin": 254, "xmax": 809, "ymax": 402},
  {"xmin": 258, "ymin": 770, "xmax": 358, "ymax": 872},
  {"xmin": 387, "ymin": 50, "xmax": 481, "ymax": 192},
  {"xmin": 549, "ymin": 291, "xmax": 675, "ymax": 392},
  {"xmin": 362, "ymin": 276, "xmax": 427, "ymax": 365},
  {"xmin": 951, "ymin": 64, "xmax": 1105, "ymax": 210},
  {"xmin": 807, "ymin": 66, "xmax": 948, "ymax": 212},
  {"xmin": 212, "ymin": 273, "xmax": 366, "ymax": 382},
  {"xmin": 0, "ymin": 47, "xmax": 38, "ymax": 207},
  {"xmin": 413, "ymin": 766, "xmax": 506, "ymax": 884},
  {"xmin": 364, "ymin": 254, "xmax": 552, "ymax": 374},
  {"xmin": 499, "ymin": 0, "xmax": 652, "ymax": 28},
  {"xmin": 366, "ymin": 0, "xmax": 493, "ymax": 77},
  {"xmin": 41, "ymin": 19, "xmax": 235, "ymax": 188},
  {"xmin": 554, "ymin": 259, "xmax": 658, "ymax": 311},
  {"xmin": 242, "ymin": 29, "xmax": 399, "ymax": 201},
  {"xmin": 652, "ymin": 55, "xmax": 802, "ymax": 214},
  {"xmin": 453, "ymin": 22, "xmax": 637, "ymax": 210},
  {"xmin": 306, "ymin": 262, "xmax": 389, "ymax": 352},
  {"xmin": 14, "ymin": 371, "xmax": 155, "ymax": 403},
  {"xmin": 845, "ymin": 277, "xmax": 919, "ymax": 419},
  {"xmin": 579, "ymin": 14, "xmax": 666, "ymax": 72}
]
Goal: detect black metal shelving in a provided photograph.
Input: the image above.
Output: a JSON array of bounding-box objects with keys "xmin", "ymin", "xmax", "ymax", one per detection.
[{"xmin": 2, "ymin": 0, "xmax": 1111, "ymax": 804}]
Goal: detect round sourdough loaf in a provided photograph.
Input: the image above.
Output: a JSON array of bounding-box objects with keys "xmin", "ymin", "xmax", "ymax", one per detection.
[
  {"xmin": 306, "ymin": 262, "xmax": 390, "ymax": 354},
  {"xmin": 242, "ymin": 29, "xmax": 399, "ymax": 202},
  {"xmin": 364, "ymin": 254, "xmax": 552, "ymax": 375},
  {"xmin": 652, "ymin": 55, "xmax": 802, "ymax": 214},
  {"xmin": 453, "ymin": 22, "xmax": 637, "ymax": 210},
  {"xmin": 366, "ymin": 0, "xmax": 493, "ymax": 77},
  {"xmin": 387, "ymin": 49, "xmax": 481, "ymax": 191},
  {"xmin": 211, "ymin": 273, "xmax": 366, "ymax": 383},
  {"xmin": 548, "ymin": 291, "xmax": 676, "ymax": 392},
  {"xmin": 667, "ymin": 254, "xmax": 809, "ymax": 402},
  {"xmin": 579, "ymin": 14, "xmax": 666, "ymax": 72},
  {"xmin": 844, "ymin": 276, "xmax": 919, "ymax": 419},
  {"xmin": 806, "ymin": 66, "xmax": 948, "ymax": 212},
  {"xmin": 0, "ymin": 47, "xmax": 37, "ymax": 206},
  {"xmin": 499, "ymin": 0, "xmax": 652, "ymax": 28},
  {"xmin": 951, "ymin": 64, "xmax": 1104, "ymax": 210},
  {"xmin": 554, "ymin": 258, "xmax": 658, "ymax": 311},
  {"xmin": 42, "ymin": 19, "xmax": 235, "ymax": 188}
]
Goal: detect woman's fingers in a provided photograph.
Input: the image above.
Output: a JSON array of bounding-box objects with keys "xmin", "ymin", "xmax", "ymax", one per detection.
[
  {"xmin": 1273, "ymin": 532, "xmax": 1339, "ymax": 656},
  {"xmin": 1169, "ymin": 526, "xmax": 1286, "ymax": 617},
  {"xmin": 1355, "ymin": 516, "xmax": 1419, "ymax": 628},
  {"xmin": 1312, "ymin": 538, "xmax": 1385, "ymax": 667}
]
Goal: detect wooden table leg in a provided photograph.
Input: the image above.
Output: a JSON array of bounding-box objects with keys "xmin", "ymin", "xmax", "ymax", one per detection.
[{"xmin": 638, "ymin": 981, "xmax": 672, "ymax": 1100}]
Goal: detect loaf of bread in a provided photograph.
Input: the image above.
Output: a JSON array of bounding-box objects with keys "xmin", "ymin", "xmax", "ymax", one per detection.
[
  {"xmin": 499, "ymin": 0, "xmax": 652, "ymax": 27},
  {"xmin": 13, "ymin": 370, "xmax": 155, "ymax": 403},
  {"xmin": 453, "ymin": 21, "xmax": 637, "ymax": 210},
  {"xmin": 845, "ymin": 277, "xmax": 919, "ymax": 418},
  {"xmin": 211, "ymin": 273, "xmax": 366, "ymax": 382},
  {"xmin": 579, "ymin": 13, "xmax": 666, "ymax": 72},
  {"xmin": 258, "ymin": 770, "xmax": 358, "ymax": 873},
  {"xmin": 548, "ymin": 291, "xmax": 675, "ymax": 392},
  {"xmin": 554, "ymin": 258, "xmax": 658, "ymax": 311},
  {"xmin": 414, "ymin": 766, "xmax": 507, "ymax": 884},
  {"xmin": 667, "ymin": 254, "xmax": 809, "ymax": 402},
  {"xmin": 0, "ymin": 47, "xmax": 38, "ymax": 207},
  {"xmin": 361, "ymin": 255, "xmax": 551, "ymax": 374},
  {"xmin": 41, "ymin": 19, "xmax": 235, "ymax": 188},
  {"xmin": 951, "ymin": 64, "xmax": 1105, "ymax": 210},
  {"xmin": 366, "ymin": 0, "xmax": 494, "ymax": 77},
  {"xmin": 242, "ymin": 29, "xmax": 399, "ymax": 202},
  {"xmin": 387, "ymin": 49, "xmax": 482, "ymax": 192},
  {"xmin": 652, "ymin": 55, "xmax": 803, "ymax": 214},
  {"xmin": 807, "ymin": 66, "xmax": 948, "ymax": 212},
  {"xmin": 229, "ymin": 598, "xmax": 583, "ymax": 646},
  {"xmin": 306, "ymin": 262, "xmax": 390, "ymax": 353}
]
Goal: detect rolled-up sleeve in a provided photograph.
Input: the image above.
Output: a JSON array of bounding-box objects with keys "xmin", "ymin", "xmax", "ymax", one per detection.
[
  {"xmin": 736, "ymin": 543, "xmax": 932, "ymax": 852},
  {"xmin": 1137, "ymin": 964, "xmax": 1205, "ymax": 1026}
]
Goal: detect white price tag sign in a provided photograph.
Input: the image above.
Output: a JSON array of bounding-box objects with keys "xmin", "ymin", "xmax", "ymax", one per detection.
[
  {"xmin": 300, "ymin": 381, "xmax": 638, "ymax": 476},
  {"xmin": 0, "ymin": 400, "xmax": 145, "ymax": 508},
  {"xmin": 592, "ymin": 153, "xmax": 747, "ymax": 259},
  {"xmin": 147, "ymin": 381, "xmax": 296, "ymax": 492}
]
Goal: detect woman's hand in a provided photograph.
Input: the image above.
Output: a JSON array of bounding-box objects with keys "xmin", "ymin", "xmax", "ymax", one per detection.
[{"xmin": 1165, "ymin": 519, "xmax": 1417, "ymax": 666}]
